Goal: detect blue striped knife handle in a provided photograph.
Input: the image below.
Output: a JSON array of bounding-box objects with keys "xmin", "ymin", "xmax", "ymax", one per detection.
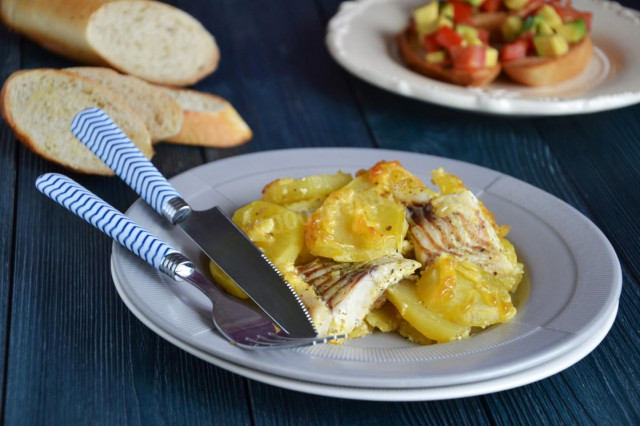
[
  {"xmin": 70, "ymin": 107, "xmax": 185, "ymax": 222},
  {"xmin": 36, "ymin": 173, "xmax": 175, "ymax": 270}
]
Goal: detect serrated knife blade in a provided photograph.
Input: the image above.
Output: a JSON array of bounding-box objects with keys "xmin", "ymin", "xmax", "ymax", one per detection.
[{"xmin": 71, "ymin": 108, "xmax": 317, "ymax": 338}]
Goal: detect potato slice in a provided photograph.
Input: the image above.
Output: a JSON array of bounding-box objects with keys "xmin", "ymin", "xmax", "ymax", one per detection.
[
  {"xmin": 416, "ymin": 255, "xmax": 516, "ymax": 328},
  {"xmin": 387, "ymin": 280, "xmax": 470, "ymax": 343},
  {"xmin": 261, "ymin": 172, "xmax": 352, "ymax": 215},
  {"xmin": 365, "ymin": 301, "xmax": 403, "ymax": 333},
  {"xmin": 305, "ymin": 187, "xmax": 408, "ymax": 262},
  {"xmin": 232, "ymin": 200, "xmax": 306, "ymax": 272}
]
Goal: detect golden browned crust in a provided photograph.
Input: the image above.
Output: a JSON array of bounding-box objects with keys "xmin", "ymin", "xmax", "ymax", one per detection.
[
  {"xmin": 397, "ymin": 27, "xmax": 501, "ymax": 87},
  {"xmin": 501, "ymin": 36, "xmax": 593, "ymax": 86},
  {"xmin": 163, "ymin": 90, "xmax": 253, "ymax": 148}
]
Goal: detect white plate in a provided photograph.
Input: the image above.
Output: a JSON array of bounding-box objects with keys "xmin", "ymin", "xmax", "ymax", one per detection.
[
  {"xmin": 110, "ymin": 148, "xmax": 621, "ymax": 399},
  {"xmin": 326, "ymin": 0, "xmax": 640, "ymax": 115}
]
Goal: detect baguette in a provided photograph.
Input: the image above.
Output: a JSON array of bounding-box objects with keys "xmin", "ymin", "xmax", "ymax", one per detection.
[
  {"xmin": 66, "ymin": 66, "xmax": 183, "ymax": 142},
  {"xmin": 397, "ymin": 28, "xmax": 501, "ymax": 88},
  {"xmin": 501, "ymin": 37, "xmax": 593, "ymax": 87},
  {"xmin": 0, "ymin": 68, "xmax": 152, "ymax": 175},
  {"xmin": 0, "ymin": 0, "xmax": 219, "ymax": 86},
  {"xmin": 160, "ymin": 88, "xmax": 253, "ymax": 148}
]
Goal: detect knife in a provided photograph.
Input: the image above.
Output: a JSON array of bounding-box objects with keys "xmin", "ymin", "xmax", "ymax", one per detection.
[{"xmin": 71, "ymin": 107, "xmax": 317, "ymax": 338}]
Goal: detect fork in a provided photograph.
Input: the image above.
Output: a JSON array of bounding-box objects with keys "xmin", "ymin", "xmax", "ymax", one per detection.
[{"xmin": 35, "ymin": 173, "xmax": 342, "ymax": 349}]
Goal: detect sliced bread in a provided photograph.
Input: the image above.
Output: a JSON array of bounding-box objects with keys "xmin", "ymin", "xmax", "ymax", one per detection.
[
  {"xmin": 0, "ymin": 68, "xmax": 153, "ymax": 175},
  {"xmin": 160, "ymin": 88, "xmax": 253, "ymax": 148},
  {"xmin": 66, "ymin": 66, "xmax": 183, "ymax": 142},
  {"xmin": 1, "ymin": 0, "xmax": 219, "ymax": 86}
]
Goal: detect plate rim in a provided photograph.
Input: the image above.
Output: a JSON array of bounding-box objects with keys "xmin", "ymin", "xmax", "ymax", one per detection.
[{"xmin": 109, "ymin": 147, "xmax": 622, "ymax": 394}]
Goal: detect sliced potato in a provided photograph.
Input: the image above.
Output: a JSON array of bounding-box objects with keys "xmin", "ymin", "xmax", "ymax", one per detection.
[
  {"xmin": 387, "ymin": 280, "xmax": 470, "ymax": 343},
  {"xmin": 305, "ymin": 187, "xmax": 408, "ymax": 262},
  {"xmin": 261, "ymin": 172, "xmax": 352, "ymax": 215},
  {"xmin": 232, "ymin": 200, "xmax": 306, "ymax": 272},
  {"xmin": 365, "ymin": 301, "xmax": 403, "ymax": 333},
  {"xmin": 416, "ymin": 255, "xmax": 516, "ymax": 328}
]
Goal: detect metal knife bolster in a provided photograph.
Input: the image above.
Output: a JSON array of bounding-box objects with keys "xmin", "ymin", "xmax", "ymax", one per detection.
[
  {"xmin": 162, "ymin": 197, "xmax": 193, "ymax": 225},
  {"xmin": 177, "ymin": 206, "xmax": 317, "ymax": 338}
]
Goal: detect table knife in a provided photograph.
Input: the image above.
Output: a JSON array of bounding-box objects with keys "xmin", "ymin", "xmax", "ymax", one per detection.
[{"xmin": 71, "ymin": 107, "xmax": 317, "ymax": 338}]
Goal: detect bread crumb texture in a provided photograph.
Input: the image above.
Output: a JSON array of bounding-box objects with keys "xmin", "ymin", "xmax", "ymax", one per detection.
[
  {"xmin": 86, "ymin": 1, "xmax": 219, "ymax": 86},
  {"xmin": 66, "ymin": 67, "xmax": 183, "ymax": 141},
  {"xmin": 1, "ymin": 69, "xmax": 152, "ymax": 175}
]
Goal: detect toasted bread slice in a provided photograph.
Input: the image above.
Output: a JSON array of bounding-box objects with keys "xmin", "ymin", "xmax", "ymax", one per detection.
[
  {"xmin": 0, "ymin": 0, "xmax": 219, "ymax": 86},
  {"xmin": 66, "ymin": 67, "xmax": 183, "ymax": 142},
  {"xmin": 0, "ymin": 69, "xmax": 152, "ymax": 175},
  {"xmin": 501, "ymin": 36, "xmax": 593, "ymax": 86},
  {"xmin": 159, "ymin": 88, "xmax": 252, "ymax": 148},
  {"xmin": 397, "ymin": 28, "xmax": 501, "ymax": 87}
]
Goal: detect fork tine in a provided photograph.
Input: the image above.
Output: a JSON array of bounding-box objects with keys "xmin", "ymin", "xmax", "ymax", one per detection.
[{"xmin": 238, "ymin": 332, "xmax": 347, "ymax": 350}]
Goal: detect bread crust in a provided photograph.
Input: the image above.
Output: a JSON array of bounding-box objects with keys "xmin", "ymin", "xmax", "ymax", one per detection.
[
  {"xmin": 501, "ymin": 36, "xmax": 593, "ymax": 86},
  {"xmin": 65, "ymin": 66, "xmax": 183, "ymax": 142},
  {"xmin": 397, "ymin": 27, "xmax": 501, "ymax": 87},
  {"xmin": 0, "ymin": 0, "xmax": 218, "ymax": 86},
  {"xmin": 162, "ymin": 88, "xmax": 253, "ymax": 148},
  {"xmin": 0, "ymin": 0, "xmax": 108, "ymax": 64}
]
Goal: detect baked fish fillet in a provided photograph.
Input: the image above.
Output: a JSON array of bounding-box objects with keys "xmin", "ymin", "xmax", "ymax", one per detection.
[
  {"xmin": 406, "ymin": 190, "xmax": 519, "ymax": 277},
  {"xmin": 297, "ymin": 254, "xmax": 420, "ymax": 336}
]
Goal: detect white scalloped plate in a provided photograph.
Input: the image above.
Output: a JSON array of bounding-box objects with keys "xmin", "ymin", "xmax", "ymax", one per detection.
[
  {"xmin": 326, "ymin": 0, "xmax": 640, "ymax": 115},
  {"xmin": 110, "ymin": 148, "xmax": 621, "ymax": 399}
]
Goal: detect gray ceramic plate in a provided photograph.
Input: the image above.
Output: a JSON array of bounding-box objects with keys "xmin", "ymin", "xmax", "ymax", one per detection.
[{"xmin": 111, "ymin": 148, "xmax": 621, "ymax": 399}]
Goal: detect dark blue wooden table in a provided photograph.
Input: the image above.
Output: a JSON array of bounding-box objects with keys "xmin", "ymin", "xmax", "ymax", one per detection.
[{"xmin": 1, "ymin": 0, "xmax": 639, "ymax": 424}]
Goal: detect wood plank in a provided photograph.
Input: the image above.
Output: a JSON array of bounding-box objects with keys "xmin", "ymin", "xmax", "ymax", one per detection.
[
  {"xmin": 173, "ymin": 0, "xmax": 374, "ymax": 166},
  {"xmin": 0, "ymin": 21, "xmax": 20, "ymax": 416}
]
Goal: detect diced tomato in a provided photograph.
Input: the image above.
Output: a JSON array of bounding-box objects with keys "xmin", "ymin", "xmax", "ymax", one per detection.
[
  {"xmin": 480, "ymin": 0, "xmax": 502, "ymax": 13},
  {"xmin": 423, "ymin": 33, "xmax": 441, "ymax": 53},
  {"xmin": 477, "ymin": 28, "xmax": 490, "ymax": 44},
  {"xmin": 500, "ymin": 39, "xmax": 529, "ymax": 62},
  {"xmin": 434, "ymin": 26, "xmax": 464, "ymax": 49},
  {"xmin": 449, "ymin": 45, "xmax": 487, "ymax": 70},
  {"xmin": 448, "ymin": 1, "xmax": 473, "ymax": 24}
]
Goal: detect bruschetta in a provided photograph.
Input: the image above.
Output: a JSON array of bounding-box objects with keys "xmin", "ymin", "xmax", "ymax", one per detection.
[{"xmin": 397, "ymin": 2, "xmax": 501, "ymax": 87}]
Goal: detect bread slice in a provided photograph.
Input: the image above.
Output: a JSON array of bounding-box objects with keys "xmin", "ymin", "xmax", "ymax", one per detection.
[
  {"xmin": 397, "ymin": 28, "xmax": 501, "ymax": 87},
  {"xmin": 1, "ymin": 68, "xmax": 153, "ymax": 175},
  {"xmin": 66, "ymin": 67, "xmax": 183, "ymax": 142},
  {"xmin": 160, "ymin": 88, "xmax": 253, "ymax": 148},
  {"xmin": 501, "ymin": 36, "xmax": 594, "ymax": 87},
  {"xmin": 0, "ymin": 0, "xmax": 219, "ymax": 86}
]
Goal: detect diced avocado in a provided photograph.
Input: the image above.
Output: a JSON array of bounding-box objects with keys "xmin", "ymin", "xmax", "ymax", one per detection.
[
  {"xmin": 413, "ymin": 2, "xmax": 439, "ymax": 32},
  {"xmin": 437, "ymin": 15, "xmax": 453, "ymax": 29},
  {"xmin": 426, "ymin": 50, "xmax": 447, "ymax": 63},
  {"xmin": 522, "ymin": 15, "xmax": 542, "ymax": 32},
  {"xmin": 440, "ymin": 3, "xmax": 454, "ymax": 21},
  {"xmin": 466, "ymin": 37, "xmax": 484, "ymax": 46},
  {"xmin": 533, "ymin": 34, "xmax": 569, "ymax": 57},
  {"xmin": 456, "ymin": 25, "xmax": 483, "ymax": 46},
  {"xmin": 535, "ymin": 20, "xmax": 554, "ymax": 36},
  {"xmin": 501, "ymin": 15, "xmax": 523, "ymax": 42},
  {"xmin": 536, "ymin": 4, "xmax": 563, "ymax": 30},
  {"xmin": 456, "ymin": 24, "xmax": 478, "ymax": 39},
  {"xmin": 485, "ymin": 46, "xmax": 499, "ymax": 67},
  {"xmin": 504, "ymin": 0, "xmax": 528, "ymax": 11},
  {"xmin": 556, "ymin": 18, "xmax": 587, "ymax": 43}
]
